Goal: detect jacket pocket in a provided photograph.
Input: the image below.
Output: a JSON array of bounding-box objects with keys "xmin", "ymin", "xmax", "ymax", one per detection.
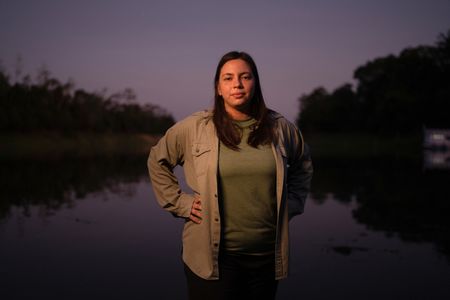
[{"xmin": 191, "ymin": 142, "xmax": 211, "ymax": 177}]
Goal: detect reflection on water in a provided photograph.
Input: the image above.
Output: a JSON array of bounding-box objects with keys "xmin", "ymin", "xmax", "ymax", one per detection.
[
  {"xmin": 1, "ymin": 155, "xmax": 450, "ymax": 299},
  {"xmin": 424, "ymin": 149, "xmax": 450, "ymax": 169},
  {"xmin": 0, "ymin": 155, "xmax": 187, "ymax": 299},
  {"xmin": 0, "ymin": 156, "xmax": 146, "ymax": 220},
  {"xmin": 310, "ymin": 158, "xmax": 450, "ymax": 260}
]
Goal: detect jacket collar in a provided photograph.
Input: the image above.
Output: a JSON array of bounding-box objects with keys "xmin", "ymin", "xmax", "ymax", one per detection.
[{"xmin": 193, "ymin": 108, "xmax": 283, "ymax": 121}]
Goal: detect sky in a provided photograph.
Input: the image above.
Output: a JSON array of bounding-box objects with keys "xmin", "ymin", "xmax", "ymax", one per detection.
[{"xmin": 1, "ymin": 0, "xmax": 449, "ymax": 122}]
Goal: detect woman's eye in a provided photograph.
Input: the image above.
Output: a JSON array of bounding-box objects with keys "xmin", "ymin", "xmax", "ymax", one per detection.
[
  {"xmin": 223, "ymin": 77, "xmax": 232, "ymax": 81},
  {"xmin": 242, "ymin": 75, "xmax": 252, "ymax": 80}
]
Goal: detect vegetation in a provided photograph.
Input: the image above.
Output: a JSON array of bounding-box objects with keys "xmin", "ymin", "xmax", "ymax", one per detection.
[
  {"xmin": 0, "ymin": 132, "xmax": 159, "ymax": 159},
  {"xmin": 297, "ymin": 29, "xmax": 450, "ymax": 136},
  {"xmin": 0, "ymin": 66, "xmax": 174, "ymax": 134}
]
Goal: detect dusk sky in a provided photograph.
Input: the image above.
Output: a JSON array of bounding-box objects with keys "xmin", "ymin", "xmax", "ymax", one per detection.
[{"xmin": 1, "ymin": 0, "xmax": 449, "ymax": 122}]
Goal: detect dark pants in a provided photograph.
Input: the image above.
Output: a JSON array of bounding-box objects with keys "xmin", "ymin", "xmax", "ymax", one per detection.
[{"xmin": 184, "ymin": 253, "xmax": 278, "ymax": 300}]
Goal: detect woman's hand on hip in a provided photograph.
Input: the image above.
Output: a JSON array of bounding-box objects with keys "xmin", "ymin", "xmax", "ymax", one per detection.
[{"xmin": 189, "ymin": 195, "xmax": 202, "ymax": 224}]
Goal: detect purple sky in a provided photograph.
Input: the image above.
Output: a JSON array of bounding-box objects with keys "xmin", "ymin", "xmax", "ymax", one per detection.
[{"xmin": 1, "ymin": 0, "xmax": 449, "ymax": 122}]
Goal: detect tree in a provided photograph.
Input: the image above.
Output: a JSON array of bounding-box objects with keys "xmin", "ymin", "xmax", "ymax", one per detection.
[
  {"xmin": 0, "ymin": 66, "xmax": 174, "ymax": 134},
  {"xmin": 297, "ymin": 28, "xmax": 450, "ymax": 134}
]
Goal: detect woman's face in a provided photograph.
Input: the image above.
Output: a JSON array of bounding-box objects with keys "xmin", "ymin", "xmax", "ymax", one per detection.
[{"xmin": 217, "ymin": 59, "xmax": 255, "ymax": 118}]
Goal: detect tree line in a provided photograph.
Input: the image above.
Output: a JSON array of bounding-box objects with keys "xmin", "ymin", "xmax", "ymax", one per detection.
[
  {"xmin": 0, "ymin": 67, "xmax": 174, "ymax": 134},
  {"xmin": 297, "ymin": 29, "xmax": 450, "ymax": 136}
]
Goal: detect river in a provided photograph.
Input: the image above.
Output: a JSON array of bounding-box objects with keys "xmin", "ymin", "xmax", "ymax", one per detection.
[{"xmin": 1, "ymin": 155, "xmax": 449, "ymax": 299}]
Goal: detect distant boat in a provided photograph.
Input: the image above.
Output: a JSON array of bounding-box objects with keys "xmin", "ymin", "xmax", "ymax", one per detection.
[
  {"xmin": 423, "ymin": 128, "xmax": 450, "ymax": 150},
  {"xmin": 423, "ymin": 128, "xmax": 450, "ymax": 169}
]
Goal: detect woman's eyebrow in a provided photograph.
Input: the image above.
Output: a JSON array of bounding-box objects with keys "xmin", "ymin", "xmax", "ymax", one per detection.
[{"xmin": 222, "ymin": 72, "xmax": 251, "ymax": 76}]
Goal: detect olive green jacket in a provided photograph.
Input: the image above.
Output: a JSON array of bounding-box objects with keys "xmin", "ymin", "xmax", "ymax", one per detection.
[{"xmin": 148, "ymin": 110, "xmax": 313, "ymax": 280}]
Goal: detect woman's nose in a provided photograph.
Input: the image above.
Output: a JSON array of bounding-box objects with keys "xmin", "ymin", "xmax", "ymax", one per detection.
[{"xmin": 233, "ymin": 78, "xmax": 243, "ymax": 88}]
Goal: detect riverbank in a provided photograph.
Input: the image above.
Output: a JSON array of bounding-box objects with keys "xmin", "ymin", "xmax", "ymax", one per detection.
[
  {"xmin": 0, "ymin": 132, "xmax": 423, "ymax": 160},
  {"xmin": 0, "ymin": 133, "xmax": 160, "ymax": 159},
  {"xmin": 303, "ymin": 133, "xmax": 422, "ymax": 159}
]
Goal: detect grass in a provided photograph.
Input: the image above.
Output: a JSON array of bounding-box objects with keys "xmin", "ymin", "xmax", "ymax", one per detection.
[{"xmin": 0, "ymin": 132, "xmax": 160, "ymax": 159}]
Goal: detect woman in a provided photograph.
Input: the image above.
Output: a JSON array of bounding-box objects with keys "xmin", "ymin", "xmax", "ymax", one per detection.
[{"xmin": 148, "ymin": 51, "xmax": 313, "ymax": 300}]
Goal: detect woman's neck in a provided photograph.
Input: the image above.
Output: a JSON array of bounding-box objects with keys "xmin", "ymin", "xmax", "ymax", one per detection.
[{"xmin": 226, "ymin": 107, "xmax": 251, "ymax": 121}]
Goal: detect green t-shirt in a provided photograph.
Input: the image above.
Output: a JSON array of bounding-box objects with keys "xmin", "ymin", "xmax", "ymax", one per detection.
[{"xmin": 218, "ymin": 118, "xmax": 277, "ymax": 255}]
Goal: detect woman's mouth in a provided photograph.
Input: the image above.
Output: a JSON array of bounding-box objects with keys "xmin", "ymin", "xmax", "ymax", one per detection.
[{"xmin": 232, "ymin": 93, "xmax": 245, "ymax": 98}]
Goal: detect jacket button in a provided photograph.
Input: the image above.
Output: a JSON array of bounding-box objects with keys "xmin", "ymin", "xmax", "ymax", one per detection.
[
  {"xmin": 196, "ymin": 148, "xmax": 199, "ymax": 153},
  {"xmin": 213, "ymin": 243, "xmax": 218, "ymax": 247}
]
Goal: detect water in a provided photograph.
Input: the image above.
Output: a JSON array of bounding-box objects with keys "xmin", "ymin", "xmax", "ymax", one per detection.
[{"xmin": 1, "ymin": 156, "xmax": 449, "ymax": 299}]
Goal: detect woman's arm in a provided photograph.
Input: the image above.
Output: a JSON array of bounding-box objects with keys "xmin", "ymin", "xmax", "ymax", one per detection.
[
  {"xmin": 284, "ymin": 124, "xmax": 313, "ymax": 220},
  {"xmin": 287, "ymin": 142, "xmax": 313, "ymax": 220},
  {"xmin": 148, "ymin": 125, "xmax": 196, "ymax": 219}
]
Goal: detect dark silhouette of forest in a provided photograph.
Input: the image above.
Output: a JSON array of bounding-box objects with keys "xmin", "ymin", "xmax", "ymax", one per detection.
[
  {"xmin": 297, "ymin": 29, "xmax": 450, "ymax": 135},
  {"xmin": 0, "ymin": 67, "xmax": 174, "ymax": 134}
]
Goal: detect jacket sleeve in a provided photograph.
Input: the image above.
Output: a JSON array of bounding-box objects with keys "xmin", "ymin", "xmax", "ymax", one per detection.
[
  {"xmin": 147, "ymin": 124, "xmax": 195, "ymax": 218},
  {"xmin": 286, "ymin": 127, "xmax": 313, "ymax": 220}
]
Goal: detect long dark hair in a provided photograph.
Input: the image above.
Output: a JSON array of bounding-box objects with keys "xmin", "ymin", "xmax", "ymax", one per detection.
[{"xmin": 213, "ymin": 51, "xmax": 274, "ymax": 150}]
